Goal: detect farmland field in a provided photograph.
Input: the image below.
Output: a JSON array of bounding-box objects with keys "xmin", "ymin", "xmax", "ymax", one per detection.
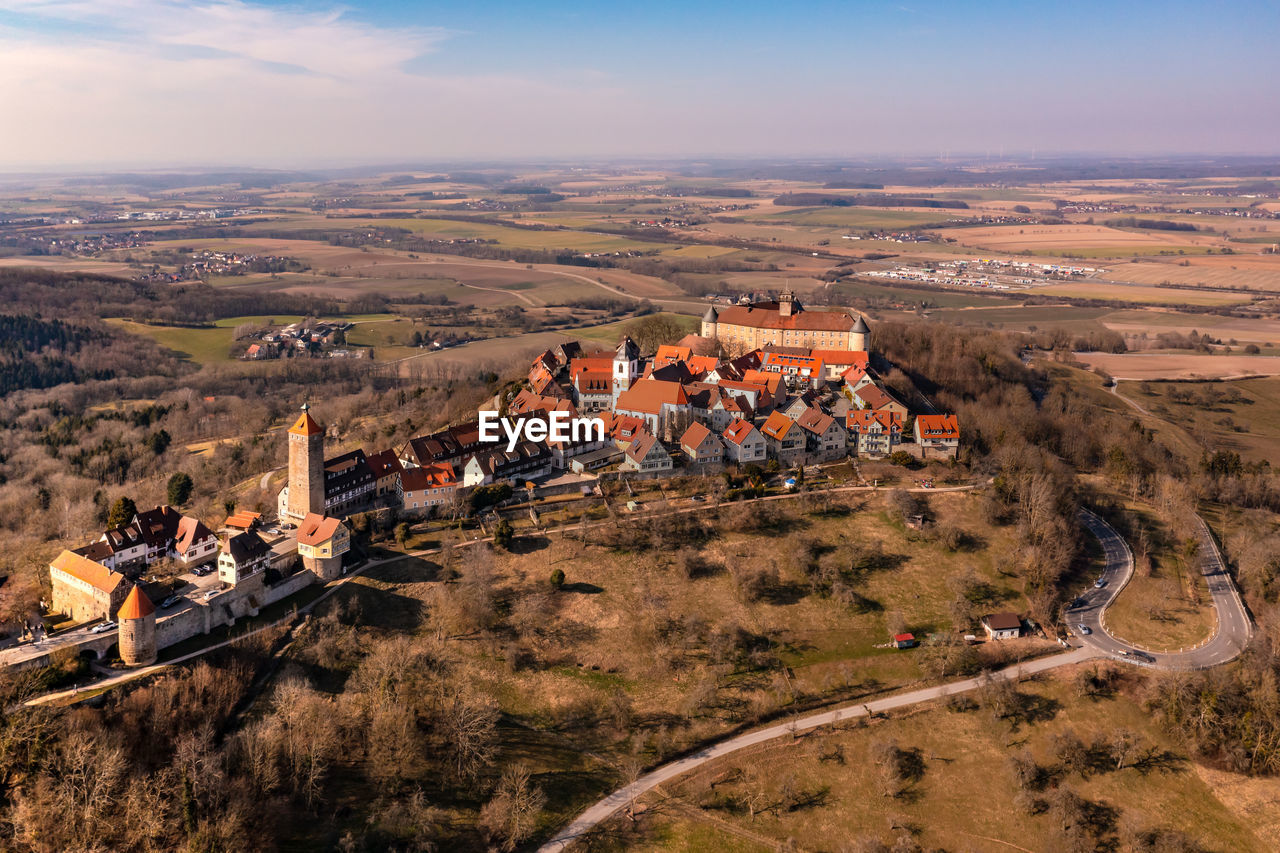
[
  {"xmin": 1098, "ymin": 255, "xmax": 1280, "ymax": 291},
  {"xmin": 1032, "ymin": 281, "xmax": 1253, "ymax": 305},
  {"xmin": 940, "ymin": 223, "xmax": 1222, "ymax": 256},
  {"xmin": 1073, "ymin": 352, "xmax": 1280, "ymax": 380}
]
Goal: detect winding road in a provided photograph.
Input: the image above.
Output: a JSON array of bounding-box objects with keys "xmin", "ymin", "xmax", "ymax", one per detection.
[
  {"xmin": 538, "ymin": 507, "xmax": 1255, "ymax": 851},
  {"xmin": 1071, "ymin": 509, "xmax": 1252, "ymax": 669}
]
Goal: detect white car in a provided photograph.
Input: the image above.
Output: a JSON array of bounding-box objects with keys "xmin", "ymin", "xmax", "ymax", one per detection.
[
  {"xmin": 1076, "ymin": 623, "xmax": 1092, "ymax": 636},
  {"xmin": 90, "ymin": 621, "xmax": 117, "ymax": 634}
]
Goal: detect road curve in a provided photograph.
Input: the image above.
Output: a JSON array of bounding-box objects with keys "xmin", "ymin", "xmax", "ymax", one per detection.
[
  {"xmin": 1071, "ymin": 509, "xmax": 1252, "ymax": 669},
  {"xmin": 536, "ymin": 647, "xmax": 1098, "ymax": 853}
]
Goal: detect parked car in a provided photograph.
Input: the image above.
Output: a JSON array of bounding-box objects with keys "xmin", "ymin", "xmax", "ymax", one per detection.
[
  {"xmin": 1094, "ymin": 578, "xmax": 1107, "ymax": 589},
  {"xmin": 1076, "ymin": 623, "xmax": 1092, "ymax": 635},
  {"xmin": 160, "ymin": 595, "xmax": 182, "ymax": 609},
  {"xmin": 90, "ymin": 621, "xmax": 117, "ymax": 634}
]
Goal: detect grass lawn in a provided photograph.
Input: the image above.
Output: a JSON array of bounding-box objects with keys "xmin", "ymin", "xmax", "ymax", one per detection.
[
  {"xmin": 1034, "ymin": 281, "xmax": 1253, "ymax": 305},
  {"xmin": 107, "ymin": 313, "xmax": 397, "ymax": 364},
  {"xmin": 1096, "ymin": 500, "xmax": 1216, "ymax": 652},
  {"xmin": 1119, "ymin": 376, "xmax": 1280, "ymax": 465},
  {"xmin": 610, "ymin": 667, "xmax": 1264, "ymax": 852},
  {"xmin": 571, "ymin": 312, "xmax": 699, "ymax": 345}
]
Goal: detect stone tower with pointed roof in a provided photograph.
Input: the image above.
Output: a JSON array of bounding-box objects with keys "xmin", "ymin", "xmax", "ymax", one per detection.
[
  {"xmin": 850, "ymin": 313, "xmax": 870, "ymax": 352},
  {"xmin": 118, "ymin": 584, "xmax": 156, "ymax": 667},
  {"xmin": 286, "ymin": 403, "xmax": 325, "ymax": 521}
]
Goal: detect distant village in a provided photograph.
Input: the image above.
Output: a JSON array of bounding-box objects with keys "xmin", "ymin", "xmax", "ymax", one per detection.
[{"xmin": 865, "ymin": 258, "xmax": 1099, "ymax": 290}]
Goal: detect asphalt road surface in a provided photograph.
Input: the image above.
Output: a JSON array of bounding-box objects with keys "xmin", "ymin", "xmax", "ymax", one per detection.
[{"xmin": 1071, "ymin": 509, "xmax": 1252, "ymax": 669}]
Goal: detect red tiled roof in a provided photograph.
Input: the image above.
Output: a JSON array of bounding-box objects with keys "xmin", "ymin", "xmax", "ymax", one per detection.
[
  {"xmin": 118, "ymin": 585, "xmax": 155, "ymax": 619},
  {"xmin": 366, "ymin": 448, "xmax": 404, "ymax": 479},
  {"xmin": 297, "ymin": 513, "xmax": 343, "ymax": 546},
  {"xmin": 722, "ymin": 418, "xmax": 758, "ymax": 446},
  {"xmin": 846, "ymin": 410, "xmax": 903, "ymax": 431},
  {"xmin": 796, "ymin": 407, "xmax": 836, "ymax": 435},
  {"xmin": 687, "ymin": 355, "xmax": 719, "ymax": 374},
  {"xmin": 654, "ymin": 344, "xmax": 692, "ymax": 366},
  {"xmin": 175, "ymin": 516, "xmax": 215, "ymax": 554},
  {"xmin": 51, "ymin": 549, "xmax": 126, "ymax": 593},
  {"xmin": 289, "ymin": 409, "xmax": 323, "ymax": 436},
  {"xmin": 625, "ymin": 431, "xmax": 661, "ymax": 463},
  {"xmin": 401, "ymin": 462, "xmax": 457, "ymax": 491},
  {"xmin": 575, "ymin": 369, "xmax": 612, "ymax": 393},
  {"xmin": 679, "ymin": 421, "xmax": 713, "ymax": 452},
  {"xmin": 915, "ymin": 413, "xmax": 960, "ymax": 439},
  {"xmin": 714, "ymin": 303, "xmax": 859, "ymax": 333},
  {"xmin": 854, "ymin": 384, "xmax": 904, "ymax": 411},
  {"xmin": 760, "ymin": 411, "xmax": 795, "ymax": 440},
  {"xmin": 762, "ymin": 352, "xmax": 824, "ymax": 371},
  {"xmin": 615, "ymin": 379, "xmax": 688, "ymax": 415},
  {"xmin": 811, "ymin": 349, "xmax": 869, "ymax": 368}
]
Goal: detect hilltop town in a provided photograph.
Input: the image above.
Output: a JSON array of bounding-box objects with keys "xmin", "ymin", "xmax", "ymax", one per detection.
[{"xmin": 12, "ymin": 292, "xmax": 962, "ymax": 671}]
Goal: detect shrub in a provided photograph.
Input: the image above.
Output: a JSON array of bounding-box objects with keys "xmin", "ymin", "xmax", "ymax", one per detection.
[{"xmin": 549, "ymin": 568, "xmax": 565, "ymax": 589}]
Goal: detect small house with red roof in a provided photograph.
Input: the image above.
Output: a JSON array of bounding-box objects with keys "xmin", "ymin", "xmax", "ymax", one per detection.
[
  {"xmin": 722, "ymin": 417, "xmax": 766, "ymax": 465},
  {"xmin": 914, "ymin": 413, "xmax": 960, "ymax": 459},
  {"xmin": 761, "ymin": 411, "xmax": 805, "ymax": 464},
  {"xmin": 679, "ymin": 422, "xmax": 724, "ymax": 465}
]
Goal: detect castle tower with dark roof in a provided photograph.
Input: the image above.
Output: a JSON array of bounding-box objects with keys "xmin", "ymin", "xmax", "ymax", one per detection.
[{"xmin": 118, "ymin": 584, "xmax": 157, "ymax": 667}]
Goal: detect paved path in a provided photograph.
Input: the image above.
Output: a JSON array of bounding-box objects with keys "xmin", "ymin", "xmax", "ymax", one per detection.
[
  {"xmin": 537, "ymin": 647, "xmax": 1099, "ymax": 852},
  {"xmin": 1070, "ymin": 509, "xmax": 1251, "ymax": 669}
]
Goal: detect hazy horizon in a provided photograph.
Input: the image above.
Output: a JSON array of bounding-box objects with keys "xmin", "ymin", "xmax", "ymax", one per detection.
[{"xmin": 2, "ymin": 0, "xmax": 1278, "ymax": 169}]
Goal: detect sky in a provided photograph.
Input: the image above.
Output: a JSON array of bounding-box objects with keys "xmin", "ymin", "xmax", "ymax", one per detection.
[{"xmin": 0, "ymin": 0, "xmax": 1277, "ymax": 169}]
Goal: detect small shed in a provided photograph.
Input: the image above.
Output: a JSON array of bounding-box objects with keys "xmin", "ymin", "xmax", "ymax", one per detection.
[
  {"xmin": 893, "ymin": 632, "xmax": 916, "ymax": 649},
  {"xmin": 982, "ymin": 612, "xmax": 1023, "ymax": 640}
]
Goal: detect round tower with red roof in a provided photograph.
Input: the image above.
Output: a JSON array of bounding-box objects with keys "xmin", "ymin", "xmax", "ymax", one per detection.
[{"xmin": 117, "ymin": 584, "xmax": 157, "ymax": 666}]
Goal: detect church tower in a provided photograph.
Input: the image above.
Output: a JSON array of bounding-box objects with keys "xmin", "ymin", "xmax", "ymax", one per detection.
[
  {"xmin": 612, "ymin": 336, "xmax": 639, "ymax": 407},
  {"xmin": 286, "ymin": 403, "xmax": 325, "ymax": 520}
]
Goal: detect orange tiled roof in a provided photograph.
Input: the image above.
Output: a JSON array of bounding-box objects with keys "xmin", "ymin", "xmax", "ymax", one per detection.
[
  {"xmin": 761, "ymin": 411, "xmax": 795, "ymax": 440},
  {"xmin": 915, "ymin": 413, "xmax": 960, "ymax": 439},
  {"xmin": 722, "ymin": 418, "xmax": 758, "ymax": 446},
  {"xmin": 51, "ymin": 549, "xmax": 125, "ymax": 593},
  {"xmin": 289, "ymin": 409, "xmax": 323, "ymax": 436},
  {"xmin": 615, "ymin": 379, "xmax": 689, "ymax": 415},
  {"xmin": 118, "ymin": 585, "xmax": 155, "ymax": 619},
  {"xmin": 297, "ymin": 513, "xmax": 343, "ymax": 546},
  {"xmin": 679, "ymin": 421, "xmax": 713, "ymax": 452}
]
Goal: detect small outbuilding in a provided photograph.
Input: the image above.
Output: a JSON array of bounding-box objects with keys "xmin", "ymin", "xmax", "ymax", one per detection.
[
  {"xmin": 893, "ymin": 632, "xmax": 916, "ymax": 649},
  {"xmin": 982, "ymin": 612, "xmax": 1023, "ymax": 640}
]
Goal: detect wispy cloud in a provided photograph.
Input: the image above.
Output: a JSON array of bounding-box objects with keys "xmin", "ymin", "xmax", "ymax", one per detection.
[{"xmin": 0, "ymin": 0, "xmax": 623, "ymax": 165}]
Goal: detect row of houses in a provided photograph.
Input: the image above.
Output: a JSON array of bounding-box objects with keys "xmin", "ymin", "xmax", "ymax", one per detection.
[{"xmin": 273, "ymin": 310, "xmax": 961, "ymax": 521}]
